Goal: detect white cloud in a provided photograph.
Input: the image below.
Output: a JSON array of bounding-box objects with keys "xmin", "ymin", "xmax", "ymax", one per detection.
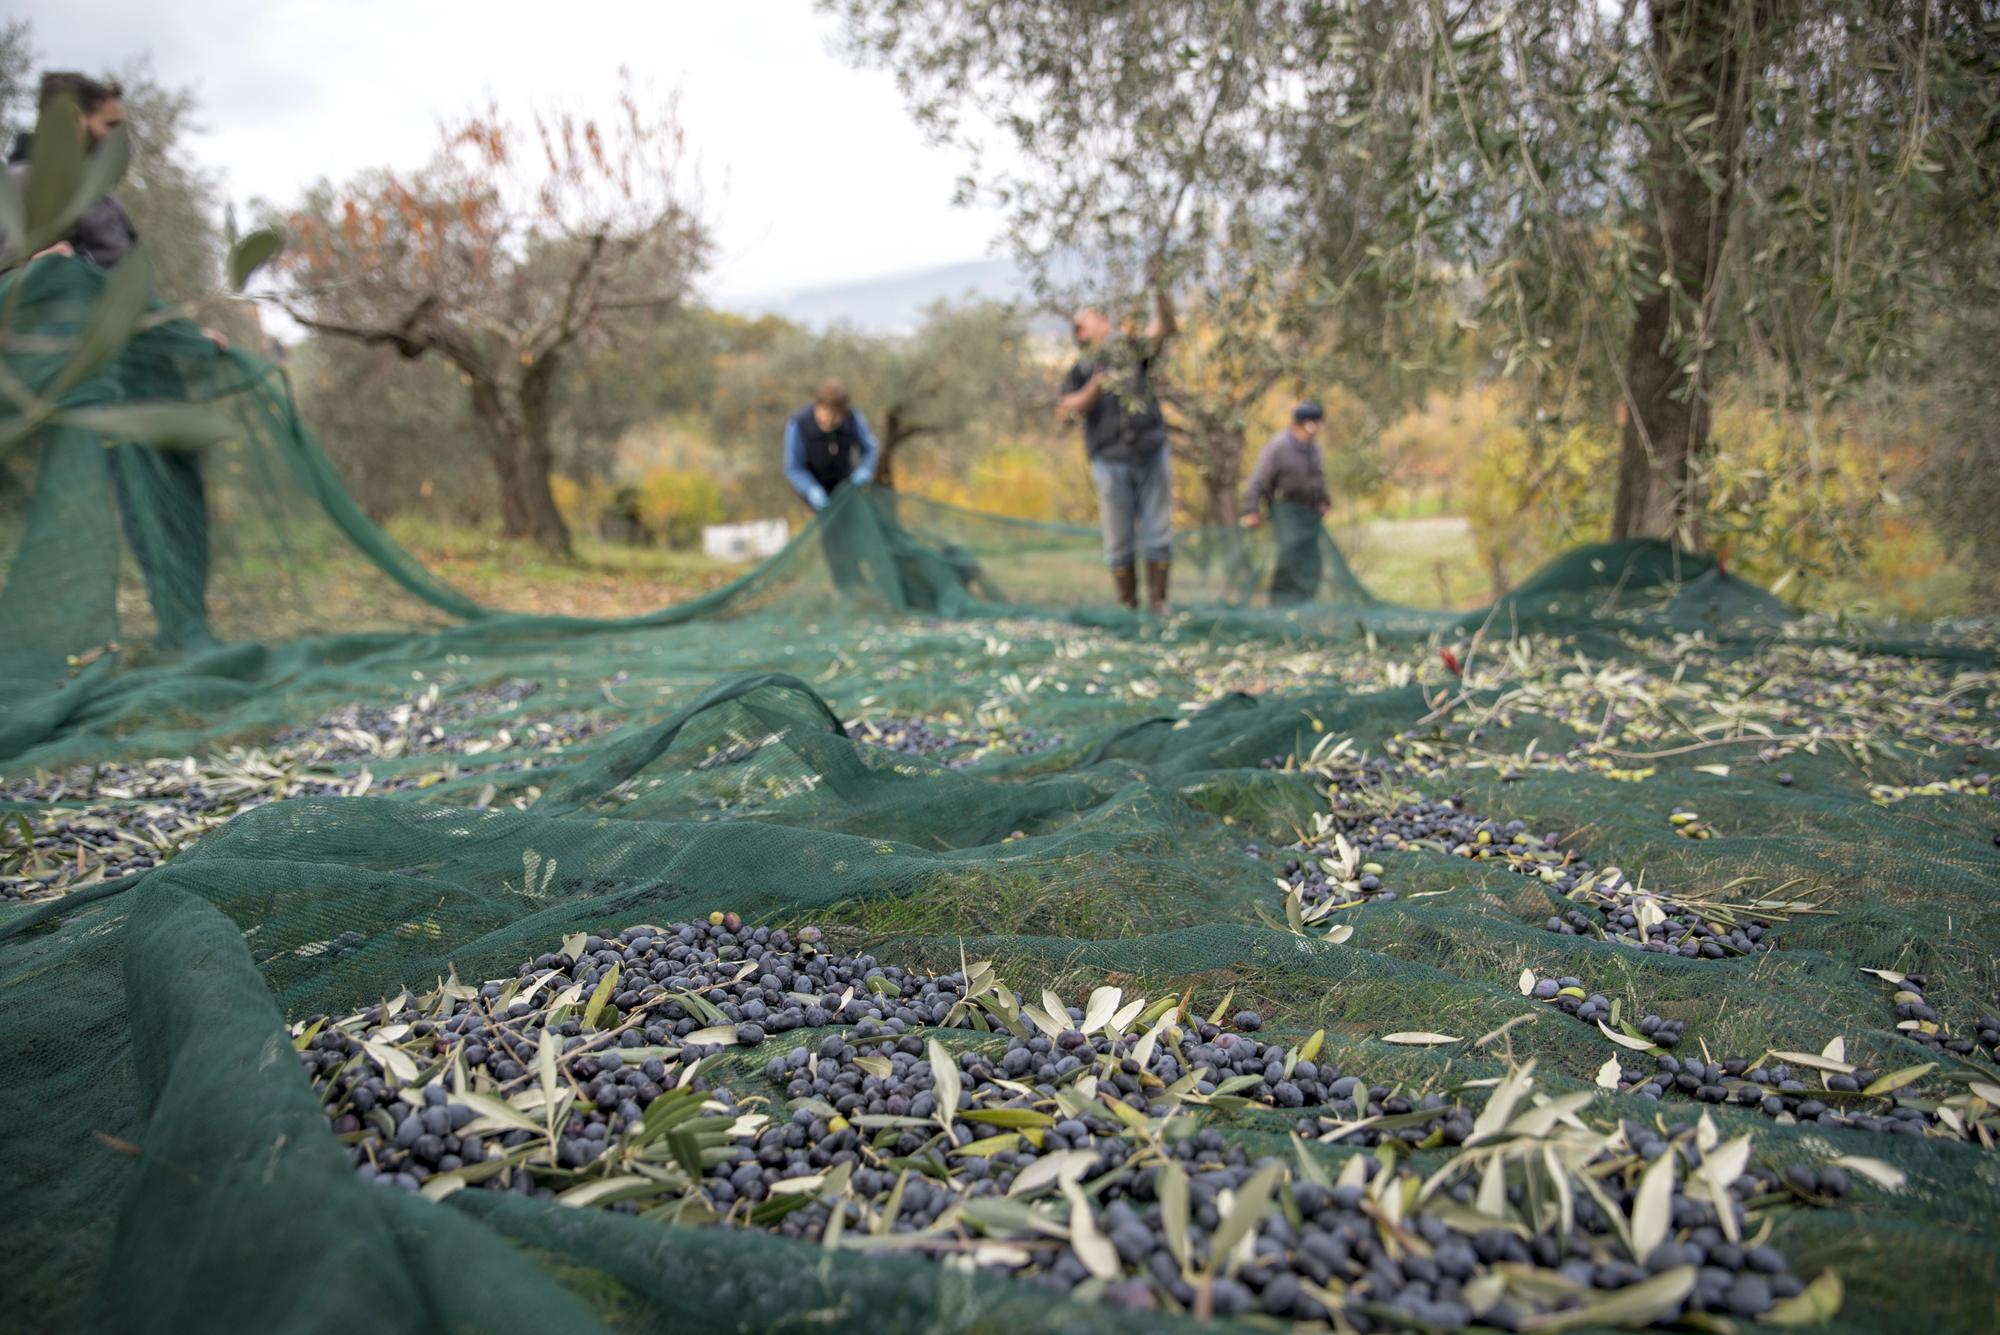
[{"xmin": 16, "ymin": 0, "xmax": 1007, "ymax": 302}]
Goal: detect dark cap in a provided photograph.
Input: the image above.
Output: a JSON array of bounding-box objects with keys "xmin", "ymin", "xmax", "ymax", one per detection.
[{"xmin": 1292, "ymin": 401, "xmax": 1324, "ymax": 422}]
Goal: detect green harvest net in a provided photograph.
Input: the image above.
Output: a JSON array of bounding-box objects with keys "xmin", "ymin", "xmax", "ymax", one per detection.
[{"xmin": 2, "ymin": 256, "xmax": 1999, "ymax": 1335}]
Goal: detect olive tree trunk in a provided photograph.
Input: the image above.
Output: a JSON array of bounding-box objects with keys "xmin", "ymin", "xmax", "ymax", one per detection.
[{"xmin": 1612, "ymin": 0, "xmax": 1771, "ymax": 546}]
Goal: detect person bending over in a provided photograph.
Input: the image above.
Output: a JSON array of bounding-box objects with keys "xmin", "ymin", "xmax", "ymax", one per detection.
[
  {"xmin": 783, "ymin": 378, "xmax": 879, "ymax": 588},
  {"xmin": 1057, "ymin": 292, "xmax": 1176, "ymax": 614},
  {"xmin": 1240, "ymin": 401, "xmax": 1331, "ymax": 604}
]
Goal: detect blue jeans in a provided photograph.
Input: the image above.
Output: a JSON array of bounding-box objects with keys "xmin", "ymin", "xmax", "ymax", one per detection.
[{"xmin": 1090, "ymin": 449, "xmax": 1174, "ymax": 569}]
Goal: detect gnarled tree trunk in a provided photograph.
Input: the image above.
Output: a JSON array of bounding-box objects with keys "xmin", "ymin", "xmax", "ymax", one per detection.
[{"xmin": 1612, "ymin": 0, "xmax": 1771, "ymax": 547}]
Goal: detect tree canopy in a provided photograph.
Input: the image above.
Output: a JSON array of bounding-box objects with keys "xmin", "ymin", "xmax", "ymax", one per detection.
[{"xmin": 830, "ymin": 0, "xmax": 2000, "ymax": 552}]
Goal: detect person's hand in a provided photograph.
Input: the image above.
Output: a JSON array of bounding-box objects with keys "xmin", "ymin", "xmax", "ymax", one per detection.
[
  {"xmin": 851, "ymin": 469, "xmax": 873, "ymax": 488},
  {"xmin": 1240, "ymin": 513, "xmax": 1261, "ymax": 528},
  {"xmin": 31, "ymin": 241, "xmax": 75, "ymax": 262},
  {"xmin": 202, "ymin": 328, "xmax": 230, "ymax": 351}
]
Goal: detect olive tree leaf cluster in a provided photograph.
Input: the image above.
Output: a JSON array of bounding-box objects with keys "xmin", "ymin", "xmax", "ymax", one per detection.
[
  {"xmin": 270, "ymin": 76, "xmax": 708, "ymax": 556},
  {"xmin": 831, "ymin": 0, "xmax": 2000, "ymax": 554}
]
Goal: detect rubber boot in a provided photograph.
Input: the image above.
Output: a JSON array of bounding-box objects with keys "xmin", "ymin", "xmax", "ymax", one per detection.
[
  {"xmin": 1112, "ymin": 565, "xmax": 1139, "ymax": 610},
  {"xmin": 1145, "ymin": 561, "xmax": 1171, "ymax": 615}
]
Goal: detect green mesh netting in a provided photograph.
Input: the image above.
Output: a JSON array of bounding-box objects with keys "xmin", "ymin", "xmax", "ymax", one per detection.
[{"xmin": 3, "ymin": 256, "xmax": 1998, "ymax": 1335}]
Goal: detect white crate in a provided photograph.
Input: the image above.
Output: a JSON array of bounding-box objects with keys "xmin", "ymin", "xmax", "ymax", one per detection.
[{"xmin": 702, "ymin": 518, "xmax": 791, "ymax": 562}]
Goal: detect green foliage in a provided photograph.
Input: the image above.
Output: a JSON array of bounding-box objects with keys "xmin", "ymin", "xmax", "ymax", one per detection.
[
  {"xmin": 832, "ymin": 0, "xmax": 2000, "ymax": 559},
  {"xmin": 291, "ymin": 336, "xmax": 498, "ymax": 525},
  {"xmin": 0, "ymin": 19, "xmax": 31, "ymax": 149}
]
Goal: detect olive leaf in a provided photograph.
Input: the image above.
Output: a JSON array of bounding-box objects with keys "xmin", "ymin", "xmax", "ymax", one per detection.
[
  {"xmin": 927, "ymin": 1037, "xmax": 960, "ymax": 1133},
  {"xmin": 1300, "ymin": 1029, "xmax": 1325, "ymax": 1063},
  {"xmin": 1205, "ymin": 987, "xmax": 1236, "ymax": 1025},
  {"xmin": 1762, "ymin": 1268, "xmax": 1843, "ymax": 1326},
  {"xmin": 226, "ymin": 225, "xmax": 285, "ymax": 292},
  {"xmin": 1505, "ymin": 1088, "xmax": 1596, "ymax": 1138},
  {"xmin": 1006, "ymin": 1148, "xmax": 1096, "ymax": 1199},
  {"xmin": 1465, "ymin": 1059, "xmax": 1537, "ymax": 1147},
  {"xmin": 1039, "ymin": 988, "xmax": 1069, "ymax": 1027},
  {"xmin": 664, "ymin": 1127, "xmax": 704, "ymax": 1180},
  {"xmin": 1135, "ymin": 993, "xmax": 1179, "ymax": 1027},
  {"xmin": 457, "ymin": 1090, "xmax": 542, "ymax": 1134},
  {"xmin": 1518, "ymin": 968, "xmax": 1536, "ymax": 996},
  {"xmin": 853, "ymin": 1052, "xmax": 893, "ymax": 1079},
  {"xmin": 1574, "ymin": 1167, "xmax": 1636, "ymax": 1260},
  {"xmin": 1860, "ymin": 1063, "xmax": 1933, "ymax": 1096},
  {"xmin": 1826, "ymin": 1156, "xmax": 1905, "ymax": 1192},
  {"xmin": 1286, "ymin": 885, "xmax": 1307, "ymax": 934},
  {"xmin": 359, "ymin": 1038, "xmax": 418, "ymax": 1085},
  {"xmin": 1206, "ymin": 1162, "xmax": 1283, "ymax": 1277},
  {"xmin": 1081, "ymin": 985, "xmax": 1121, "ymax": 1033},
  {"xmin": 1019, "ymin": 1003, "xmax": 1067, "ymax": 1040},
  {"xmin": 1765, "ymin": 1049, "xmax": 1856, "ymax": 1074},
  {"xmin": 1129, "ymin": 1014, "xmax": 1170, "ymax": 1070},
  {"xmin": 1290, "ymin": 1131, "xmax": 1332, "ymax": 1189},
  {"xmin": 1157, "ymin": 1157, "xmax": 1191, "ymax": 1271},
  {"xmin": 684, "ymin": 1024, "xmax": 739, "ymax": 1046},
  {"xmin": 1063, "ymin": 1188, "xmax": 1121, "ymax": 1279},
  {"xmin": 1517, "ymin": 1265, "xmax": 1695, "ymax": 1331},
  {"xmin": 1382, "ymin": 1032, "xmax": 1461, "ymax": 1045},
  {"xmin": 1474, "ymin": 1151, "xmax": 1510, "ymax": 1218},
  {"xmin": 1596, "ymin": 1018, "xmax": 1658, "ymax": 1052},
  {"xmin": 952, "ymin": 1132, "xmax": 1022, "ymax": 1158},
  {"xmin": 23, "ymin": 105, "xmax": 130, "ymax": 251},
  {"xmin": 1105, "ymin": 996, "xmax": 1146, "ymax": 1035},
  {"xmin": 959, "ymin": 1107, "xmax": 1054, "ymax": 1128},
  {"xmin": 582, "ymin": 961, "xmax": 620, "ymax": 1030},
  {"xmin": 537, "ymin": 1028, "xmax": 559, "ymax": 1106},
  {"xmin": 1630, "ymin": 1144, "xmax": 1678, "ymax": 1260},
  {"xmin": 680, "ymin": 991, "xmax": 729, "ymax": 1025},
  {"xmin": 874, "ymin": 1168, "xmax": 911, "ymax": 1234},
  {"xmin": 1595, "ymin": 1057, "xmax": 1621, "ymax": 1089}
]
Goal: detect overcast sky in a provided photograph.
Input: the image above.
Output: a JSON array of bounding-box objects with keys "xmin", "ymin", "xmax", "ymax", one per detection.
[{"xmin": 14, "ymin": 0, "xmax": 1009, "ymax": 305}]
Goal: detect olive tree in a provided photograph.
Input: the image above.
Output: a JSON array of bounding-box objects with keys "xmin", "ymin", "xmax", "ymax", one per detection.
[
  {"xmin": 829, "ymin": 0, "xmax": 1997, "ymax": 551},
  {"xmin": 273, "ymin": 82, "xmax": 707, "ymax": 555}
]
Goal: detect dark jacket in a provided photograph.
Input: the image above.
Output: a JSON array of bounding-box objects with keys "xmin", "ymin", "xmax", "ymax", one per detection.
[
  {"xmin": 5, "ymin": 131, "xmax": 139, "ymax": 269},
  {"xmin": 1061, "ymin": 343, "xmax": 1169, "ymax": 464},
  {"xmin": 1241, "ymin": 428, "xmax": 1330, "ymax": 514}
]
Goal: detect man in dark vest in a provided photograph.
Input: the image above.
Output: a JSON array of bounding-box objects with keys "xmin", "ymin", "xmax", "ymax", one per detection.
[
  {"xmin": 1057, "ymin": 291, "xmax": 1177, "ymax": 613},
  {"xmin": 783, "ymin": 377, "xmax": 879, "ymax": 511},
  {"xmin": 782, "ymin": 378, "xmax": 879, "ymax": 589}
]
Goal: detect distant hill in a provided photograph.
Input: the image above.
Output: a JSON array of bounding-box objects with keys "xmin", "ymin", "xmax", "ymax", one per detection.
[{"xmin": 725, "ymin": 258, "xmax": 1041, "ymax": 334}]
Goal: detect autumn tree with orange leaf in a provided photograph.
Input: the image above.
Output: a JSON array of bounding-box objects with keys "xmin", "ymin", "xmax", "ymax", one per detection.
[{"xmin": 273, "ymin": 77, "xmax": 706, "ymax": 555}]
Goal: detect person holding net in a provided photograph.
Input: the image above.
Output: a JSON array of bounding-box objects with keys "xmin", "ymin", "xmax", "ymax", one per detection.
[
  {"xmin": 783, "ymin": 377, "xmax": 879, "ymax": 589},
  {"xmin": 1239, "ymin": 401, "xmax": 1330, "ymax": 604},
  {"xmin": 7, "ymin": 73, "xmax": 226, "ymax": 654},
  {"xmin": 1058, "ymin": 293, "xmax": 1177, "ymax": 614}
]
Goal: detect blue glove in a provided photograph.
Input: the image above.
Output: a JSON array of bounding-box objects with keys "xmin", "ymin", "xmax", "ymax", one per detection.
[
  {"xmin": 807, "ymin": 485, "xmax": 829, "ymax": 510},
  {"xmin": 851, "ymin": 468, "xmax": 873, "ymax": 488}
]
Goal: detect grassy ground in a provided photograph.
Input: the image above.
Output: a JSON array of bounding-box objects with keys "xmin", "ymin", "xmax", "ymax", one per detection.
[
  {"xmin": 1334, "ymin": 515, "xmax": 1493, "ymax": 610},
  {"xmin": 380, "ymin": 516, "xmax": 756, "ymax": 619}
]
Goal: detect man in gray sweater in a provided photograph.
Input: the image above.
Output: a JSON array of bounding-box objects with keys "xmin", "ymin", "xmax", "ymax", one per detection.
[{"xmin": 1240, "ymin": 401, "xmax": 1330, "ymax": 604}]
